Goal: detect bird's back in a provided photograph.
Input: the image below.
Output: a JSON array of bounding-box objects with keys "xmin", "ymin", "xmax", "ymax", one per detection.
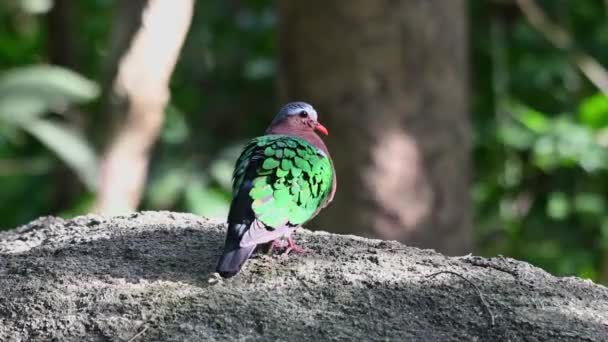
[
  {"xmin": 233, "ymin": 134, "xmax": 334, "ymax": 227},
  {"xmin": 216, "ymin": 134, "xmax": 334, "ymax": 277}
]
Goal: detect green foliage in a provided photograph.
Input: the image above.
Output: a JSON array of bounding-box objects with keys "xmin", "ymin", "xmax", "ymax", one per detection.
[
  {"xmin": 26, "ymin": 119, "xmax": 97, "ymax": 189},
  {"xmin": 0, "ymin": 0, "xmax": 108, "ymax": 228},
  {"xmin": 0, "ymin": 66, "xmax": 98, "ymax": 120},
  {"xmin": 18, "ymin": 0, "xmax": 53, "ymax": 15},
  {"xmin": 0, "ymin": 66, "xmax": 99, "ymax": 190},
  {"xmin": 472, "ymin": 0, "xmax": 608, "ymax": 282},
  {"xmin": 184, "ymin": 176, "xmax": 231, "ymax": 219}
]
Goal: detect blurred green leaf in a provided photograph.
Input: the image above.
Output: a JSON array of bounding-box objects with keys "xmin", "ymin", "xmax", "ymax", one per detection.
[
  {"xmin": 0, "ymin": 94, "xmax": 48, "ymax": 122},
  {"xmin": 0, "ymin": 65, "xmax": 99, "ymax": 124},
  {"xmin": 513, "ymin": 105, "xmax": 550, "ymax": 134},
  {"xmin": 147, "ymin": 166, "xmax": 189, "ymax": 208},
  {"xmin": 161, "ymin": 104, "xmax": 189, "ymax": 145},
  {"xmin": 244, "ymin": 58, "xmax": 274, "ymax": 80},
  {"xmin": 503, "ymin": 157, "xmax": 523, "ymax": 187},
  {"xmin": 526, "ymin": 115, "xmax": 608, "ymax": 172},
  {"xmin": 554, "ymin": 249, "xmax": 596, "ymax": 278},
  {"xmin": 499, "ymin": 196, "xmax": 517, "ymax": 221},
  {"xmin": 532, "ymin": 135, "xmax": 558, "ymax": 170},
  {"xmin": 58, "ymin": 192, "xmax": 95, "ymax": 219},
  {"xmin": 23, "ymin": 119, "xmax": 97, "ymax": 191},
  {"xmin": 573, "ymin": 193, "xmax": 605, "ymax": 215},
  {"xmin": 497, "ymin": 122, "xmax": 535, "ymax": 150},
  {"xmin": 0, "ymin": 157, "xmax": 52, "ymax": 175},
  {"xmin": 601, "ymin": 219, "xmax": 608, "ymax": 251},
  {"xmin": 20, "ymin": 0, "xmax": 53, "ymax": 14},
  {"xmin": 209, "ymin": 143, "xmax": 246, "ymax": 191},
  {"xmin": 184, "ymin": 176, "xmax": 230, "ymax": 219},
  {"xmin": 0, "ymin": 65, "xmax": 99, "ymax": 191},
  {"xmin": 578, "ymin": 93, "xmax": 608, "ymax": 129},
  {"xmin": 547, "ymin": 192, "xmax": 569, "ymax": 220}
]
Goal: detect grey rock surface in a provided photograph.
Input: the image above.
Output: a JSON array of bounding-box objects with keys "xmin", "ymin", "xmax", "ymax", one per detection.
[{"xmin": 0, "ymin": 211, "xmax": 607, "ymax": 341}]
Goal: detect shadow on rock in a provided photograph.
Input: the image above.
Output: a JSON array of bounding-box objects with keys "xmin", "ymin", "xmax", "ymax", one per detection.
[{"xmin": 3, "ymin": 224, "xmax": 227, "ymax": 287}]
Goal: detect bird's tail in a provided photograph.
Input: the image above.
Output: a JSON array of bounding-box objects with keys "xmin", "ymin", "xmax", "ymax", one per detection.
[{"xmin": 216, "ymin": 223, "xmax": 256, "ymax": 278}]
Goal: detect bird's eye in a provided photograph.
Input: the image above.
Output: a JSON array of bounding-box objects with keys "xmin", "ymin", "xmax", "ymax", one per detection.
[{"xmin": 299, "ymin": 111, "xmax": 308, "ymax": 118}]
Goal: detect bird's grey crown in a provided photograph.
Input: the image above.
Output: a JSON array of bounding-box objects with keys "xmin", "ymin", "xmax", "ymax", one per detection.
[{"xmin": 272, "ymin": 101, "xmax": 318, "ymax": 124}]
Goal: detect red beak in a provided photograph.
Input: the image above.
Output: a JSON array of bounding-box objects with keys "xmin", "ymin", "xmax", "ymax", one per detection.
[{"xmin": 315, "ymin": 122, "xmax": 329, "ymax": 136}]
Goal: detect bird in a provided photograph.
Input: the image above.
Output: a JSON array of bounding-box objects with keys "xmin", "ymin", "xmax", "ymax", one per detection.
[{"xmin": 216, "ymin": 101, "xmax": 336, "ymax": 278}]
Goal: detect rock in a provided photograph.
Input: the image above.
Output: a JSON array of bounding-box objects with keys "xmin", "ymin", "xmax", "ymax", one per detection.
[{"xmin": 0, "ymin": 211, "xmax": 607, "ymax": 341}]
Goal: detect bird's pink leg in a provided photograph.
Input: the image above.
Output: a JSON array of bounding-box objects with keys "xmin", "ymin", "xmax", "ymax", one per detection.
[
  {"xmin": 267, "ymin": 239, "xmax": 288, "ymax": 254},
  {"xmin": 284, "ymin": 235, "xmax": 309, "ymax": 255}
]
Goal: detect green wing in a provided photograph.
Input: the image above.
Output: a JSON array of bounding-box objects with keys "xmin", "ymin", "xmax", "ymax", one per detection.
[{"xmin": 232, "ymin": 135, "xmax": 333, "ymax": 228}]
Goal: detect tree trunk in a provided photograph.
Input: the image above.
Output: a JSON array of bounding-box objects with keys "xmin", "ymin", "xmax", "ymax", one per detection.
[
  {"xmin": 46, "ymin": 0, "xmax": 82, "ymax": 214},
  {"xmin": 93, "ymin": 0, "xmax": 194, "ymax": 214},
  {"xmin": 47, "ymin": 0, "xmax": 78, "ymax": 69},
  {"xmin": 278, "ymin": 0, "xmax": 471, "ymax": 255}
]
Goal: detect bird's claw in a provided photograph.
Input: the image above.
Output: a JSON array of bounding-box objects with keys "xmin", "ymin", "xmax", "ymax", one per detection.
[
  {"xmin": 268, "ymin": 236, "xmax": 311, "ymax": 255},
  {"xmin": 283, "ymin": 236, "xmax": 311, "ymax": 255}
]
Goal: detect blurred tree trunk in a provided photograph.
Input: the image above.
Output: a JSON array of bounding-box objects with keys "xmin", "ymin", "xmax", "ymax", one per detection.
[
  {"xmin": 47, "ymin": 0, "xmax": 78, "ymax": 69},
  {"xmin": 93, "ymin": 0, "xmax": 194, "ymax": 214},
  {"xmin": 46, "ymin": 0, "xmax": 81, "ymax": 213},
  {"xmin": 278, "ymin": 0, "xmax": 471, "ymax": 255}
]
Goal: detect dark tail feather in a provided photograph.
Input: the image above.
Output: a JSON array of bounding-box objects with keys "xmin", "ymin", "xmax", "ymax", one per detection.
[
  {"xmin": 216, "ymin": 223, "xmax": 256, "ymax": 278},
  {"xmin": 216, "ymin": 244, "xmax": 255, "ymax": 278}
]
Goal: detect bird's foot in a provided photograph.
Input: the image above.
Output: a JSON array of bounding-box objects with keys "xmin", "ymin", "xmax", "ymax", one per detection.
[
  {"xmin": 267, "ymin": 239, "xmax": 289, "ymax": 254},
  {"xmin": 283, "ymin": 236, "xmax": 310, "ymax": 255},
  {"xmin": 267, "ymin": 236, "xmax": 311, "ymax": 256}
]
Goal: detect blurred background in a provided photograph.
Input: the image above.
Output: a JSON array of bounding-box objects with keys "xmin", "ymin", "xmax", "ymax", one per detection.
[{"xmin": 2, "ymin": 0, "xmax": 608, "ymax": 283}]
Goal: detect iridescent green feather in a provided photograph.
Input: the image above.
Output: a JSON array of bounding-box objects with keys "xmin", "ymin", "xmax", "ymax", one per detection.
[{"xmin": 232, "ymin": 135, "xmax": 333, "ymax": 228}]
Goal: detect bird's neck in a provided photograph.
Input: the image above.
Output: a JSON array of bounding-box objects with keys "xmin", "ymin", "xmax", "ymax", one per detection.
[{"xmin": 266, "ymin": 125, "xmax": 330, "ymax": 155}]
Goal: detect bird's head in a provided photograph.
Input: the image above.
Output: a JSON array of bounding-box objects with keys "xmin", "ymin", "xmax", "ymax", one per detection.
[{"xmin": 269, "ymin": 101, "xmax": 328, "ymax": 136}]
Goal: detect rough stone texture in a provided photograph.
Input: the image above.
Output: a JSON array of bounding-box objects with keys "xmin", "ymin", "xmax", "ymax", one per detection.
[{"xmin": 0, "ymin": 212, "xmax": 607, "ymax": 341}]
